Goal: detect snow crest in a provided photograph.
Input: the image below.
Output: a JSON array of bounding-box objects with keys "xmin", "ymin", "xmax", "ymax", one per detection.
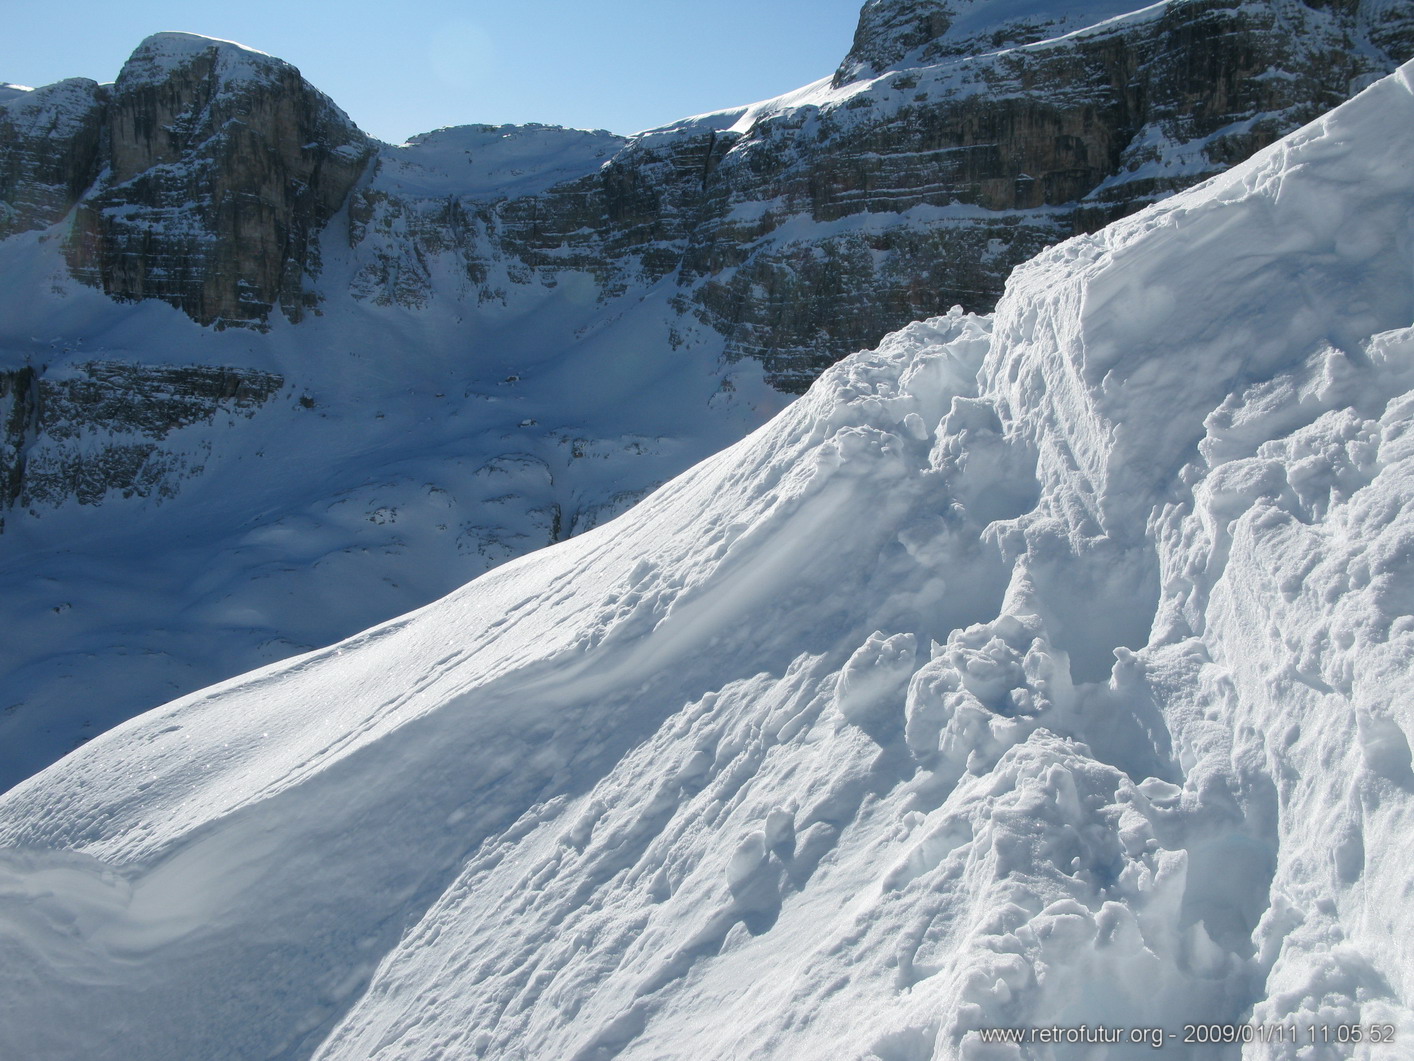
[{"xmin": 3, "ymin": 60, "xmax": 1414, "ymax": 1061}]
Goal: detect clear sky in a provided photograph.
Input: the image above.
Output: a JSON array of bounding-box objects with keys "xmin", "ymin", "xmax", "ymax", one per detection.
[{"xmin": 1, "ymin": 0, "xmax": 868, "ymax": 143}]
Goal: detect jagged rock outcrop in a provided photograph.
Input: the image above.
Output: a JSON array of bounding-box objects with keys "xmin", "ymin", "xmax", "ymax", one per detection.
[
  {"xmin": 51, "ymin": 34, "xmax": 373, "ymax": 325},
  {"xmin": 0, "ymin": 367, "xmax": 40, "ymax": 516},
  {"xmin": 0, "ymin": 361, "xmax": 283, "ymax": 525},
  {"xmin": 837, "ymin": 0, "xmax": 955, "ymax": 81},
  {"xmin": 834, "ymin": 0, "xmax": 1145, "ymax": 82},
  {"xmin": 0, "ymin": 79, "xmax": 106, "ymax": 238}
]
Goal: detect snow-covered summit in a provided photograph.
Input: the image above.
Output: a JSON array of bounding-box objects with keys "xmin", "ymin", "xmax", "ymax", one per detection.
[
  {"xmin": 2, "ymin": 50, "xmax": 1413, "ymax": 1061},
  {"xmin": 384, "ymin": 123, "xmax": 626, "ymax": 199},
  {"xmin": 115, "ymin": 31, "xmax": 285, "ymax": 87},
  {"xmin": 0, "ymin": 76, "xmax": 100, "ymax": 126}
]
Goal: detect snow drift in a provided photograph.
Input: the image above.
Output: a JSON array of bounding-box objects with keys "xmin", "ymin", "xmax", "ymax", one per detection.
[{"xmin": 3, "ymin": 57, "xmax": 1414, "ymax": 1061}]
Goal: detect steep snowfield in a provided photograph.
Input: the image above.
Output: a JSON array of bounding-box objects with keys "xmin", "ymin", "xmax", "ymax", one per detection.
[{"xmin": 3, "ymin": 57, "xmax": 1414, "ymax": 1061}]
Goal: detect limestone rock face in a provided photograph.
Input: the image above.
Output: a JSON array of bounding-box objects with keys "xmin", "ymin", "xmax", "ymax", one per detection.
[
  {"xmin": 836, "ymin": 0, "xmax": 956, "ymax": 83},
  {"xmin": 0, "ymin": 366, "xmax": 40, "ymax": 512},
  {"xmin": 0, "ymin": 361, "xmax": 284, "ymax": 529},
  {"xmin": 835, "ymin": 0, "xmax": 1148, "ymax": 83},
  {"xmin": 0, "ymin": 79, "xmax": 106, "ymax": 238},
  {"xmin": 676, "ymin": 0, "xmax": 1414, "ymax": 387},
  {"xmin": 56, "ymin": 33, "xmax": 373, "ymax": 325}
]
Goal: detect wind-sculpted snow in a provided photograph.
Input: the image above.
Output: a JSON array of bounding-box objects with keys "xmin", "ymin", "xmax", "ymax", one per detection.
[{"xmin": 3, "ymin": 62, "xmax": 1414, "ymax": 1060}]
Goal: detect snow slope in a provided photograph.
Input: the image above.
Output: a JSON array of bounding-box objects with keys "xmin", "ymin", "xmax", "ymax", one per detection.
[
  {"xmin": 0, "ymin": 173, "xmax": 784, "ymax": 790},
  {"xmin": 3, "ymin": 54, "xmax": 1414, "ymax": 1061}
]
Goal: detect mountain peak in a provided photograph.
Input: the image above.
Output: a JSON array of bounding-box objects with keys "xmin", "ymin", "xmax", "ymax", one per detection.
[
  {"xmin": 117, "ymin": 31, "xmax": 291, "ymax": 90},
  {"xmin": 836, "ymin": 0, "xmax": 952, "ymax": 83},
  {"xmin": 834, "ymin": 0, "xmax": 1151, "ymax": 84},
  {"xmin": 74, "ymin": 30, "xmax": 371, "ymax": 326}
]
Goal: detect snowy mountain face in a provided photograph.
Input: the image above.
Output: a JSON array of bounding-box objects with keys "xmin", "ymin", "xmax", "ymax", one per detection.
[
  {"xmin": 0, "ymin": 1, "xmax": 1410, "ymax": 791},
  {"xmin": 343, "ymin": 0, "xmax": 1413, "ymax": 389},
  {"xmin": 2, "ymin": 57, "xmax": 1413, "ymax": 1060},
  {"xmin": 836, "ymin": 0, "xmax": 1150, "ymax": 78}
]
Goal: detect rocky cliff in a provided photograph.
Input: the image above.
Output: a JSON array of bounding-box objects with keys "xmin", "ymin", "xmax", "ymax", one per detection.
[
  {"xmin": 0, "ymin": 78, "xmax": 106, "ymax": 240},
  {"xmin": 15, "ymin": 34, "xmax": 374, "ymax": 326},
  {"xmin": 0, "ymin": 361, "xmax": 283, "ymax": 525}
]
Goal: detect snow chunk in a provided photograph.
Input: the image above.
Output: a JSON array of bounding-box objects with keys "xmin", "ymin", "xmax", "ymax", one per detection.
[{"xmin": 835, "ymin": 630, "xmax": 917, "ymax": 726}]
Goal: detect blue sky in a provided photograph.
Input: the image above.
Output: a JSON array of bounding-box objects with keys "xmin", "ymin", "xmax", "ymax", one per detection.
[{"xmin": 2, "ymin": 1, "xmax": 867, "ymax": 142}]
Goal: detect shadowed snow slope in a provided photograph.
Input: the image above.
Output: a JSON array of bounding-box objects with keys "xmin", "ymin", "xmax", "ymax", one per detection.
[{"xmin": 3, "ymin": 61, "xmax": 1414, "ymax": 1061}]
